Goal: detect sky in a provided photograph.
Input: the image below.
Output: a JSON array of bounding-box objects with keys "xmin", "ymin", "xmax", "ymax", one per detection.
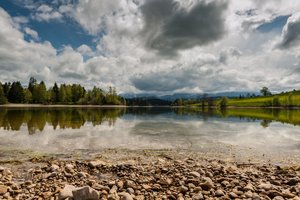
[{"xmin": 0, "ymin": 0, "xmax": 300, "ymax": 95}]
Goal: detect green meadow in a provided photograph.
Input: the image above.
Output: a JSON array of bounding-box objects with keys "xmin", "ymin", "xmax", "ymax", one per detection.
[{"xmin": 185, "ymin": 90, "xmax": 300, "ymax": 108}]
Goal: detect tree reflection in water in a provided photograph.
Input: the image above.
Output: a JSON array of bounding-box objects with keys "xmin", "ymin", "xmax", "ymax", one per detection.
[
  {"xmin": 0, "ymin": 107, "xmax": 300, "ymax": 134},
  {"xmin": 0, "ymin": 108, "xmax": 125, "ymax": 134}
]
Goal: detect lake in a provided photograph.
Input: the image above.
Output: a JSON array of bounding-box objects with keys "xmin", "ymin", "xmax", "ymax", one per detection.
[{"xmin": 0, "ymin": 107, "xmax": 300, "ymax": 163}]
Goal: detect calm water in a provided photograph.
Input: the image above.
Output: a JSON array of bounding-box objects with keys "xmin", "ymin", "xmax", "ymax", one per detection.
[{"xmin": 0, "ymin": 107, "xmax": 300, "ymax": 161}]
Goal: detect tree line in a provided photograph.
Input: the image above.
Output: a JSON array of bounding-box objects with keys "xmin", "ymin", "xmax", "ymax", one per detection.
[{"xmin": 0, "ymin": 77, "xmax": 125, "ymax": 105}]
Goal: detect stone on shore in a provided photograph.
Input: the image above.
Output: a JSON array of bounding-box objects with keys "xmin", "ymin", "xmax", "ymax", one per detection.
[
  {"xmin": 0, "ymin": 185, "xmax": 8, "ymax": 195},
  {"xmin": 59, "ymin": 185, "xmax": 76, "ymax": 200},
  {"xmin": 72, "ymin": 186, "xmax": 99, "ymax": 200}
]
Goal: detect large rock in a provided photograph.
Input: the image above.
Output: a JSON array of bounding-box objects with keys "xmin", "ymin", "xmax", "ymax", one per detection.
[
  {"xmin": 59, "ymin": 185, "xmax": 76, "ymax": 200},
  {"xmin": 72, "ymin": 186, "xmax": 99, "ymax": 200}
]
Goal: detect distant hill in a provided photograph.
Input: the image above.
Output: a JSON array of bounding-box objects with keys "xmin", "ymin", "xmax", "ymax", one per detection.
[
  {"xmin": 125, "ymin": 97, "xmax": 171, "ymax": 106},
  {"xmin": 121, "ymin": 92, "xmax": 259, "ymax": 102}
]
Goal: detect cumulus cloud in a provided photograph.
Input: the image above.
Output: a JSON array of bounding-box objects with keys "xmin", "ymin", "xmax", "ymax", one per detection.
[
  {"xmin": 219, "ymin": 47, "xmax": 242, "ymax": 64},
  {"xmin": 131, "ymin": 56, "xmax": 223, "ymax": 92},
  {"xmin": 12, "ymin": 16, "xmax": 29, "ymax": 24},
  {"xmin": 71, "ymin": 0, "xmax": 121, "ymax": 35},
  {"xmin": 76, "ymin": 44, "xmax": 94, "ymax": 57},
  {"xmin": 0, "ymin": 7, "xmax": 56, "ymax": 82},
  {"xmin": 24, "ymin": 27, "xmax": 39, "ymax": 40},
  {"xmin": 141, "ymin": 0, "xmax": 228, "ymax": 56},
  {"xmin": 277, "ymin": 13, "xmax": 300, "ymax": 49},
  {"xmin": 32, "ymin": 4, "xmax": 63, "ymax": 22},
  {"xmin": 1, "ymin": 0, "xmax": 300, "ymax": 94}
]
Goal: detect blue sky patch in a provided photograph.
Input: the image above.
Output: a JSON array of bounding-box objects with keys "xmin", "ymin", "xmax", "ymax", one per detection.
[
  {"xmin": 0, "ymin": 0, "xmax": 96, "ymax": 50},
  {"xmin": 257, "ymin": 15, "xmax": 290, "ymax": 33}
]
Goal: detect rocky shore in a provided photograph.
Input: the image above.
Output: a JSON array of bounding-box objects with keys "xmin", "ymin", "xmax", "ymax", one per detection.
[{"xmin": 0, "ymin": 150, "xmax": 299, "ymax": 200}]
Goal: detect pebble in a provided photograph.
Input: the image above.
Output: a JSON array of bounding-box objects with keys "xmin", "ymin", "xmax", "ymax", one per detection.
[
  {"xmin": 244, "ymin": 183, "xmax": 255, "ymax": 191},
  {"xmin": 258, "ymin": 182, "xmax": 273, "ymax": 190},
  {"xmin": 0, "ymin": 154, "xmax": 298, "ymax": 199},
  {"xmin": 192, "ymin": 192, "xmax": 204, "ymax": 200},
  {"xmin": 119, "ymin": 192, "xmax": 133, "ymax": 200},
  {"xmin": 229, "ymin": 192, "xmax": 239, "ymax": 198},
  {"xmin": 273, "ymin": 196, "xmax": 284, "ymax": 200},
  {"xmin": 0, "ymin": 185, "xmax": 8, "ymax": 195},
  {"xmin": 215, "ymin": 189, "xmax": 225, "ymax": 197},
  {"xmin": 50, "ymin": 164, "xmax": 60, "ymax": 172},
  {"xmin": 190, "ymin": 171, "xmax": 200, "ymax": 178},
  {"xmin": 200, "ymin": 177, "xmax": 214, "ymax": 190}
]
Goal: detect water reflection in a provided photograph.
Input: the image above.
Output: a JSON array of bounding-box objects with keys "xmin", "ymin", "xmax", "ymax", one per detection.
[
  {"xmin": 1, "ymin": 108, "xmax": 300, "ymax": 134},
  {"xmin": 0, "ymin": 107, "xmax": 299, "ymax": 160},
  {"xmin": 0, "ymin": 108, "xmax": 125, "ymax": 134}
]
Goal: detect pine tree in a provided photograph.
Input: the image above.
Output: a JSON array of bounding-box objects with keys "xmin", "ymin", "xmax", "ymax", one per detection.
[
  {"xmin": 51, "ymin": 82, "xmax": 60, "ymax": 103},
  {"xmin": 0, "ymin": 82, "xmax": 8, "ymax": 104},
  {"xmin": 8, "ymin": 82, "xmax": 24, "ymax": 103}
]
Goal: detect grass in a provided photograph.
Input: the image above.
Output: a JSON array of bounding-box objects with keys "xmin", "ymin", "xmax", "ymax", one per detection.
[{"xmin": 190, "ymin": 90, "xmax": 300, "ymax": 108}]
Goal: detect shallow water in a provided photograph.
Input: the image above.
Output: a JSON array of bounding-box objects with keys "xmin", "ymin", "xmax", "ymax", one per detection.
[{"xmin": 0, "ymin": 107, "xmax": 299, "ymax": 162}]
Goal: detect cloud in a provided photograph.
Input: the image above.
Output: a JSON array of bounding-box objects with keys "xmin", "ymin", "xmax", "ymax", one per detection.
[
  {"xmin": 130, "ymin": 56, "xmax": 222, "ymax": 92},
  {"xmin": 12, "ymin": 16, "xmax": 29, "ymax": 24},
  {"xmin": 24, "ymin": 27, "xmax": 39, "ymax": 40},
  {"xmin": 277, "ymin": 13, "xmax": 300, "ymax": 49},
  {"xmin": 219, "ymin": 47, "xmax": 242, "ymax": 64},
  {"xmin": 2, "ymin": 0, "xmax": 300, "ymax": 95},
  {"xmin": 71, "ymin": 0, "xmax": 121, "ymax": 35},
  {"xmin": 32, "ymin": 4, "xmax": 63, "ymax": 22},
  {"xmin": 76, "ymin": 44, "xmax": 94, "ymax": 57},
  {"xmin": 141, "ymin": 0, "xmax": 228, "ymax": 56}
]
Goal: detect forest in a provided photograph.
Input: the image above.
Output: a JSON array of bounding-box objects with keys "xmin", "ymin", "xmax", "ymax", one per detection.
[{"xmin": 0, "ymin": 77, "xmax": 125, "ymax": 105}]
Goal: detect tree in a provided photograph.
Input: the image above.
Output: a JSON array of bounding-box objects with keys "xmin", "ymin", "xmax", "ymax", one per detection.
[
  {"xmin": 32, "ymin": 81, "xmax": 47, "ymax": 104},
  {"xmin": 260, "ymin": 87, "xmax": 272, "ymax": 96},
  {"xmin": 23, "ymin": 88, "xmax": 32, "ymax": 103},
  {"xmin": 201, "ymin": 93, "xmax": 208, "ymax": 107},
  {"xmin": 8, "ymin": 82, "xmax": 24, "ymax": 103},
  {"xmin": 220, "ymin": 97, "xmax": 228, "ymax": 109},
  {"xmin": 272, "ymin": 96, "xmax": 280, "ymax": 107},
  {"xmin": 59, "ymin": 84, "xmax": 66, "ymax": 103},
  {"xmin": 0, "ymin": 83, "xmax": 8, "ymax": 104},
  {"xmin": 71, "ymin": 84, "xmax": 85, "ymax": 103},
  {"xmin": 2, "ymin": 82, "xmax": 11, "ymax": 98},
  {"xmin": 51, "ymin": 82, "xmax": 60, "ymax": 103},
  {"xmin": 28, "ymin": 77, "xmax": 37, "ymax": 94},
  {"xmin": 38, "ymin": 81, "xmax": 47, "ymax": 104}
]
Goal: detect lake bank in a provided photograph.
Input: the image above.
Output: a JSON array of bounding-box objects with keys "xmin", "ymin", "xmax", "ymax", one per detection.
[
  {"xmin": 2, "ymin": 103, "xmax": 300, "ymax": 109},
  {"xmin": 0, "ymin": 149, "xmax": 299, "ymax": 199},
  {"xmin": 0, "ymin": 103, "xmax": 127, "ymax": 108}
]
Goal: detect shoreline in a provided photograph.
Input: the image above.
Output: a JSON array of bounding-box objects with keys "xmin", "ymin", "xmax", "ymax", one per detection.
[
  {"xmin": 0, "ymin": 104, "xmax": 128, "ymax": 108},
  {"xmin": 0, "ymin": 149, "xmax": 299, "ymax": 199},
  {"xmin": 1, "ymin": 103, "xmax": 300, "ymax": 109}
]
